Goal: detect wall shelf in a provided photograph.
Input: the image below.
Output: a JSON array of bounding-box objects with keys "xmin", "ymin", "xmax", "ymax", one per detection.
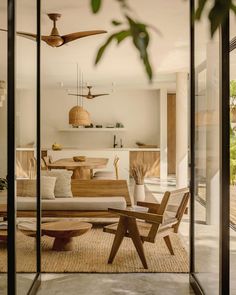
[{"xmin": 59, "ymin": 128, "xmax": 127, "ymax": 132}]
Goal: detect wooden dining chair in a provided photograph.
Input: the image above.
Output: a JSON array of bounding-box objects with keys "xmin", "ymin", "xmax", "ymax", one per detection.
[
  {"xmin": 93, "ymin": 155, "xmax": 120, "ymax": 180},
  {"xmin": 42, "ymin": 156, "xmax": 52, "ymax": 170},
  {"xmin": 103, "ymin": 187, "xmax": 189, "ymax": 269}
]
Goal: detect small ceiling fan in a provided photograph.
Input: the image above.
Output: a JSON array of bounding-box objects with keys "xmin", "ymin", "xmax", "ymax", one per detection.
[
  {"xmin": 0, "ymin": 13, "xmax": 107, "ymax": 47},
  {"xmin": 69, "ymin": 85, "xmax": 110, "ymax": 99}
]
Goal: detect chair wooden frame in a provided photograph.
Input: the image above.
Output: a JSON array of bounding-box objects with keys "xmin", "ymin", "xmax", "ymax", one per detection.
[
  {"xmin": 93, "ymin": 155, "xmax": 120, "ymax": 180},
  {"xmin": 104, "ymin": 188, "xmax": 189, "ymax": 269}
]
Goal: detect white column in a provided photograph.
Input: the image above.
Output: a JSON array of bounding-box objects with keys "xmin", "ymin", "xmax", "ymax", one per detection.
[
  {"xmin": 160, "ymin": 88, "xmax": 168, "ymax": 180},
  {"xmin": 176, "ymin": 72, "xmax": 189, "ymax": 188},
  {"xmin": 205, "ymin": 42, "xmax": 220, "ymax": 225}
]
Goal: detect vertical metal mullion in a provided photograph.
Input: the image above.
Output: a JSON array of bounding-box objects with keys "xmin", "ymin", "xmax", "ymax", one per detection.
[
  {"xmin": 190, "ymin": 0, "xmax": 195, "ymax": 275},
  {"xmin": 219, "ymin": 14, "xmax": 230, "ymax": 295},
  {"xmin": 7, "ymin": 0, "xmax": 16, "ymax": 294},
  {"xmin": 36, "ymin": 0, "xmax": 41, "ymax": 275}
]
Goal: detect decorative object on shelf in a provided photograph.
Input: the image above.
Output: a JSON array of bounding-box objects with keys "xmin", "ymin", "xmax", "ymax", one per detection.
[
  {"xmin": 85, "ymin": 123, "xmax": 94, "ymax": 128},
  {"xmin": 73, "ymin": 156, "xmax": 86, "ymax": 162},
  {"xmin": 69, "ymin": 85, "xmax": 109, "ymax": 100},
  {"xmin": 0, "ymin": 177, "xmax": 7, "ymax": 191},
  {"xmin": 96, "ymin": 125, "xmax": 103, "ymax": 128},
  {"xmin": 52, "ymin": 143, "xmax": 62, "ymax": 151},
  {"xmin": 0, "ymin": 13, "xmax": 106, "ymax": 48},
  {"xmin": 131, "ymin": 163, "xmax": 148, "ymax": 204},
  {"xmin": 113, "ymin": 135, "xmax": 117, "ymax": 148},
  {"xmin": 69, "ymin": 64, "xmax": 91, "ymax": 127},
  {"xmin": 0, "ymin": 80, "xmax": 6, "ymax": 108},
  {"xmin": 136, "ymin": 141, "xmax": 158, "ymax": 148},
  {"xmin": 116, "ymin": 122, "xmax": 124, "ymax": 128},
  {"xmin": 59, "ymin": 127, "xmax": 126, "ymax": 132}
]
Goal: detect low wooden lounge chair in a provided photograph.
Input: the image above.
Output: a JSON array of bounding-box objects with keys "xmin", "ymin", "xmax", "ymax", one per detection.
[{"xmin": 104, "ymin": 188, "xmax": 189, "ymax": 269}]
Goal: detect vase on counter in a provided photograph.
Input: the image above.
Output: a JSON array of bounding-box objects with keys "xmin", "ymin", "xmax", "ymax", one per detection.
[{"xmin": 133, "ymin": 183, "xmax": 145, "ymax": 205}]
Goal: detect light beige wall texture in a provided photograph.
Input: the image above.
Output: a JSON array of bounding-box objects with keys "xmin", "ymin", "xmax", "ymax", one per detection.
[{"xmin": 0, "ymin": 88, "xmax": 160, "ymax": 176}]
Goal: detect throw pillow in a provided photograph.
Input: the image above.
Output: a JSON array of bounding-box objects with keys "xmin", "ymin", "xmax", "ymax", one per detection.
[
  {"xmin": 41, "ymin": 176, "xmax": 56, "ymax": 199},
  {"xmin": 19, "ymin": 180, "xmax": 36, "ymax": 197},
  {"xmin": 41, "ymin": 170, "xmax": 73, "ymax": 198}
]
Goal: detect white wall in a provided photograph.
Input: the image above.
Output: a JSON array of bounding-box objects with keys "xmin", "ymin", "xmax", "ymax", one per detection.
[
  {"xmin": 0, "ymin": 87, "xmax": 160, "ymax": 176},
  {"xmin": 41, "ymin": 88, "xmax": 160, "ymax": 149},
  {"xmin": 16, "ymin": 89, "xmax": 36, "ymax": 147},
  {"xmin": 0, "ymin": 99, "xmax": 7, "ymax": 178}
]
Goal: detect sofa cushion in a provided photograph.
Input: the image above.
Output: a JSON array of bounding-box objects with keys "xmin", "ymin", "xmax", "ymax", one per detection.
[
  {"xmin": 41, "ymin": 170, "xmax": 73, "ymax": 198},
  {"xmin": 20, "ymin": 177, "xmax": 56, "ymax": 199},
  {"xmin": 17, "ymin": 196, "xmax": 126, "ymax": 211},
  {"xmin": 20, "ymin": 180, "xmax": 36, "ymax": 198},
  {"xmin": 41, "ymin": 176, "xmax": 57, "ymax": 199}
]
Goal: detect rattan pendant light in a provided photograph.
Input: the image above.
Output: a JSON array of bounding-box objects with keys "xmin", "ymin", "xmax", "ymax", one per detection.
[{"xmin": 69, "ymin": 65, "xmax": 91, "ymax": 127}]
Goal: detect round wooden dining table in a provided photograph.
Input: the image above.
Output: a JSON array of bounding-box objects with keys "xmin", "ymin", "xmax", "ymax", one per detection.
[{"xmin": 47, "ymin": 157, "xmax": 109, "ymax": 179}]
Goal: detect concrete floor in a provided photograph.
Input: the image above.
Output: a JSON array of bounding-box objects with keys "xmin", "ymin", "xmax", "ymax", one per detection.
[
  {"xmin": 0, "ymin": 273, "xmax": 194, "ymax": 295},
  {"xmin": 36, "ymin": 273, "xmax": 194, "ymax": 295}
]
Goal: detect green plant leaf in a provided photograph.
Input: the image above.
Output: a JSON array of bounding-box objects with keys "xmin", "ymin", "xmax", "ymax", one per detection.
[
  {"xmin": 230, "ymin": 80, "xmax": 236, "ymax": 97},
  {"xmin": 95, "ymin": 35, "xmax": 116, "ymax": 64},
  {"xmin": 230, "ymin": 3, "xmax": 236, "ymax": 13},
  {"xmin": 95, "ymin": 30, "xmax": 131, "ymax": 64},
  {"xmin": 115, "ymin": 30, "xmax": 131, "ymax": 43},
  {"xmin": 208, "ymin": 1, "xmax": 230, "ymax": 37},
  {"xmin": 112, "ymin": 20, "xmax": 123, "ymax": 26},
  {"xmin": 91, "ymin": 0, "xmax": 102, "ymax": 13},
  {"xmin": 115, "ymin": 0, "xmax": 130, "ymax": 10},
  {"xmin": 194, "ymin": 0, "xmax": 236, "ymax": 37},
  {"xmin": 126, "ymin": 16, "xmax": 152, "ymax": 80},
  {"xmin": 142, "ymin": 54, "xmax": 153, "ymax": 81},
  {"xmin": 195, "ymin": 0, "xmax": 207, "ymax": 20}
]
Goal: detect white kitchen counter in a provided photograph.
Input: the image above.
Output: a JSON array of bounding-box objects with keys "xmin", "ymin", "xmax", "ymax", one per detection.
[{"xmin": 47, "ymin": 148, "xmax": 160, "ymax": 182}]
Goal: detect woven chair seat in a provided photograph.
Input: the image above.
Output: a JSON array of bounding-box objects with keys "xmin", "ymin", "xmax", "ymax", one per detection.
[{"xmin": 104, "ymin": 221, "xmax": 152, "ymax": 239}]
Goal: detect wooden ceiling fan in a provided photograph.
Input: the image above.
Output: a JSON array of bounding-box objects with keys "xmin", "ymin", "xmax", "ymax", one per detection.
[
  {"xmin": 0, "ymin": 13, "xmax": 107, "ymax": 47},
  {"xmin": 69, "ymin": 86, "xmax": 110, "ymax": 99}
]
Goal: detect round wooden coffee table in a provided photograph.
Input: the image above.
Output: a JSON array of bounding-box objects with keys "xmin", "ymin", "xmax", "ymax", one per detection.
[{"xmin": 41, "ymin": 221, "xmax": 92, "ymax": 251}]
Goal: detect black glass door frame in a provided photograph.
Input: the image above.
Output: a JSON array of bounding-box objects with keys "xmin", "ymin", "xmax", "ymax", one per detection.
[
  {"xmin": 7, "ymin": 0, "xmax": 41, "ymax": 294},
  {"xmin": 189, "ymin": 0, "xmax": 230, "ymax": 294}
]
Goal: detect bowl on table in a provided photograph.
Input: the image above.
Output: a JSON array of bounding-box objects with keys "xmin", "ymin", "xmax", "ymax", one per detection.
[{"xmin": 73, "ymin": 156, "xmax": 86, "ymax": 162}]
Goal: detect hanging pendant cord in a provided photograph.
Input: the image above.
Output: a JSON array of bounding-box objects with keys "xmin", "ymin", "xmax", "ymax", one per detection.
[{"xmin": 76, "ymin": 63, "xmax": 79, "ymax": 106}]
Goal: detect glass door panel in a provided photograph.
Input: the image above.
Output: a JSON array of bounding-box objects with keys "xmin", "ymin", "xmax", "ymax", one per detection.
[
  {"xmin": 193, "ymin": 0, "xmax": 220, "ymax": 293},
  {"xmin": 16, "ymin": 0, "xmax": 38, "ymax": 293},
  {"xmin": 0, "ymin": 0, "xmax": 8, "ymax": 293},
  {"xmin": 230, "ymin": 11, "xmax": 236, "ymax": 295}
]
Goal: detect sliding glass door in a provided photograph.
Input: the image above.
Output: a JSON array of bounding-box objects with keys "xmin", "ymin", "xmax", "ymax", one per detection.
[
  {"xmin": 190, "ymin": 0, "xmax": 230, "ymax": 294},
  {"xmin": 5, "ymin": 0, "xmax": 41, "ymax": 294},
  {"xmin": 230, "ymin": 11, "xmax": 236, "ymax": 295}
]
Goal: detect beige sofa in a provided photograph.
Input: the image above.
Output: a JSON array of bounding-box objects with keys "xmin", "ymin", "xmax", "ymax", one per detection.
[{"xmin": 0, "ymin": 179, "xmax": 131, "ymax": 218}]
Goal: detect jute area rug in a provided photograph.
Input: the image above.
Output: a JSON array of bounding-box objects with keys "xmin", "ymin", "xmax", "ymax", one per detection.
[{"xmin": 0, "ymin": 226, "xmax": 188, "ymax": 273}]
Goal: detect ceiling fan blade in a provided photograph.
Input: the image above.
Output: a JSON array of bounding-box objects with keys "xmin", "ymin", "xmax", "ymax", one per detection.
[
  {"xmin": 17, "ymin": 31, "xmax": 37, "ymax": 41},
  {"xmin": 68, "ymin": 94, "xmax": 88, "ymax": 97},
  {"xmin": 92, "ymin": 94, "xmax": 110, "ymax": 97},
  {"xmin": 62, "ymin": 30, "xmax": 107, "ymax": 45},
  {"xmin": 0, "ymin": 28, "xmax": 48, "ymax": 42},
  {"xmin": 0, "ymin": 28, "xmax": 36, "ymax": 41}
]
